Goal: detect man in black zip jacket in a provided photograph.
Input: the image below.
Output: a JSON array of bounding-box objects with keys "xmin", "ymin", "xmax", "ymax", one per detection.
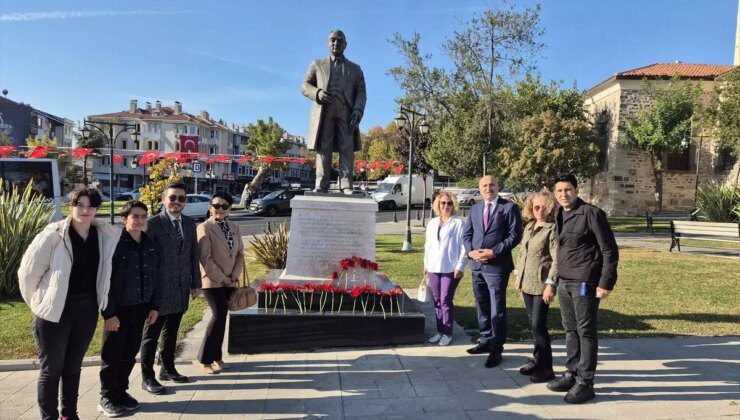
[
  {"xmin": 98, "ymin": 201, "xmax": 161, "ymax": 417},
  {"xmin": 547, "ymin": 173, "xmax": 618, "ymax": 404}
]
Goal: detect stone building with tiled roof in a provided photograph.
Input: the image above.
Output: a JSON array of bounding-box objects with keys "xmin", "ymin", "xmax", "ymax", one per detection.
[
  {"xmin": 87, "ymin": 99, "xmax": 250, "ymax": 195},
  {"xmin": 580, "ymin": 62, "xmax": 739, "ymax": 216}
]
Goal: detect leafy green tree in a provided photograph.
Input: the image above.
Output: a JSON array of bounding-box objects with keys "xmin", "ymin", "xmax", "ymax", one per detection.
[
  {"xmin": 0, "ymin": 131, "xmax": 11, "ymax": 146},
  {"xmin": 499, "ymin": 110, "xmax": 600, "ymax": 189},
  {"xmin": 362, "ymin": 124, "xmax": 404, "ymax": 180},
  {"xmin": 389, "ymin": 3, "xmax": 545, "ymax": 177},
  {"xmin": 238, "ymin": 117, "xmax": 289, "ymax": 206},
  {"xmin": 75, "ymin": 130, "xmax": 108, "ymax": 186},
  {"xmin": 139, "ymin": 158, "xmax": 182, "ymax": 214},
  {"xmin": 622, "ymin": 76, "xmax": 702, "ymax": 210},
  {"xmin": 703, "ymin": 68, "xmax": 740, "ymax": 185}
]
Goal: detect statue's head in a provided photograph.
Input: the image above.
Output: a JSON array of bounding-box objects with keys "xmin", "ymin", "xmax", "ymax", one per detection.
[{"xmin": 327, "ymin": 30, "xmax": 347, "ymax": 57}]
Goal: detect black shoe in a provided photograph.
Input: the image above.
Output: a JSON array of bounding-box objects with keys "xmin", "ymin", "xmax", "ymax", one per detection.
[
  {"xmin": 466, "ymin": 344, "xmax": 489, "ymax": 355},
  {"xmin": 518, "ymin": 359, "xmax": 537, "ymax": 375},
  {"xmin": 116, "ymin": 392, "xmax": 140, "ymax": 411},
  {"xmin": 484, "ymin": 352, "xmax": 502, "ymax": 368},
  {"xmin": 530, "ymin": 369, "xmax": 556, "ymax": 383},
  {"xmin": 564, "ymin": 382, "xmax": 595, "ymax": 404},
  {"xmin": 98, "ymin": 397, "xmax": 124, "ymax": 418},
  {"xmin": 159, "ymin": 370, "xmax": 189, "ymax": 383},
  {"xmin": 141, "ymin": 378, "xmax": 166, "ymax": 395},
  {"xmin": 547, "ymin": 371, "xmax": 576, "ymax": 392}
]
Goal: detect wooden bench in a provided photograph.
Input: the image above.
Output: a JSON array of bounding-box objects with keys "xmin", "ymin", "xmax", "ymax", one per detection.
[
  {"xmin": 669, "ymin": 221, "xmax": 740, "ymax": 252},
  {"xmin": 646, "ymin": 211, "xmax": 694, "ymax": 234}
]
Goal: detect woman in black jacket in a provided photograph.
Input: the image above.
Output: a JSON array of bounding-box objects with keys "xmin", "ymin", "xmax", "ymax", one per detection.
[{"xmin": 98, "ymin": 201, "xmax": 161, "ymax": 417}]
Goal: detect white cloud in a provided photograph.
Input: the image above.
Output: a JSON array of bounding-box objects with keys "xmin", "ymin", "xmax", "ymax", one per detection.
[
  {"xmin": 187, "ymin": 49, "xmax": 303, "ymax": 81},
  {"xmin": 0, "ymin": 9, "xmax": 194, "ymax": 22}
]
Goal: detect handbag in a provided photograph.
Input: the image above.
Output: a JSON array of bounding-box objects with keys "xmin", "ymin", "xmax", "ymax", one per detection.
[
  {"xmin": 416, "ymin": 273, "xmax": 433, "ymax": 303},
  {"xmin": 228, "ymin": 263, "xmax": 257, "ymax": 311}
]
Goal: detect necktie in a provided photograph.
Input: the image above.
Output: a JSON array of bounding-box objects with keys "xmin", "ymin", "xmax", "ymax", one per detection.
[
  {"xmin": 483, "ymin": 203, "xmax": 492, "ymax": 231},
  {"xmin": 173, "ymin": 219, "xmax": 183, "ymax": 240}
]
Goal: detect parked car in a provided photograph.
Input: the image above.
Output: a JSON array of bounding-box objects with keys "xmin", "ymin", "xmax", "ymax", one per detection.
[
  {"xmin": 115, "ymin": 191, "xmax": 141, "ymax": 201},
  {"xmin": 498, "ymin": 188, "xmax": 513, "ymax": 199},
  {"xmin": 181, "ymin": 193, "xmax": 211, "ymax": 220},
  {"xmin": 457, "ymin": 189, "xmax": 481, "ymax": 206},
  {"xmin": 248, "ymin": 189, "xmax": 305, "ymax": 216}
]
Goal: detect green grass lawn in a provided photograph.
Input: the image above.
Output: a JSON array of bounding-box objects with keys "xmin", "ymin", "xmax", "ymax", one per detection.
[
  {"xmin": 645, "ymin": 238, "xmax": 740, "ymax": 251},
  {"xmin": 608, "ymin": 216, "xmax": 668, "ymax": 234},
  {"xmin": 374, "ymin": 234, "xmax": 740, "ymax": 340},
  {"xmin": 2, "ymin": 233, "xmax": 739, "ymax": 359}
]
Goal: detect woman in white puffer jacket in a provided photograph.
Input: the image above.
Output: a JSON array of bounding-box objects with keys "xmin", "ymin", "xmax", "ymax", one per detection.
[{"xmin": 18, "ymin": 188, "xmax": 121, "ymax": 420}]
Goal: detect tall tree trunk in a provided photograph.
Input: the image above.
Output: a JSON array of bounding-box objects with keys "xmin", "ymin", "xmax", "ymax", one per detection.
[{"xmin": 239, "ymin": 165, "xmax": 271, "ymax": 206}]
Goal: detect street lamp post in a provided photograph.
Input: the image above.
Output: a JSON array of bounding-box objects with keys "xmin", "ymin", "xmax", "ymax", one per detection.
[
  {"xmin": 81, "ymin": 120, "xmax": 140, "ymax": 224},
  {"xmin": 395, "ymin": 107, "xmax": 429, "ymax": 252}
]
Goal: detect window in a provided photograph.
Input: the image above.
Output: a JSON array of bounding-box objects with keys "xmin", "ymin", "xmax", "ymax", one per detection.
[
  {"xmin": 102, "ymin": 156, "xmax": 110, "ymax": 166},
  {"xmin": 665, "ymin": 147, "xmax": 691, "ymax": 171},
  {"xmin": 206, "ymin": 163, "xmax": 213, "ymax": 172},
  {"xmin": 147, "ymin": 140, "xmax": 159, "ymax": 150},
  {"xmin": 210, "ymin": 129, "xmax": 219, "ymax": 139},
  {"xmin": 717, "ymin": 146, "xmax": 737, "ymax": 172},
  {"xmin": 209, "ymin": 146, "xmax": 217, "ymax": 155},
  {"xmin": 121, "ymin": 140, "xmax": 127, "ymax": 150},
  {"xmin": 149, "ymin": 123, "xmax": 160, "ymax": 133},
  {"xmin": 122, "ymin": 158, "xmax": 127, "ymax": 167},
  {"xmin": 175, "ymin": 142, "xmax": 180, "ymax": 151}
]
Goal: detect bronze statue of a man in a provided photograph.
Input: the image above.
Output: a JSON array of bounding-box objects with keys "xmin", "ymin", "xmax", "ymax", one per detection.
[{"xmin": 301, "ymin": 29, "xmax": 367, "ymax": 194}]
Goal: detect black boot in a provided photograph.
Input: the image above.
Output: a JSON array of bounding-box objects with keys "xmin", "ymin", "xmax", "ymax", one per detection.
[
  {"xmin": 530, "ymin": 367, "xmax": 556, "ymax": 383},
  {"xmin": 564, "ymin": 382, "xmax": 595, "ymax": 404},
  {"xmin": 546, "ymin": 371, "xmax": 576, "ymax": 392}
]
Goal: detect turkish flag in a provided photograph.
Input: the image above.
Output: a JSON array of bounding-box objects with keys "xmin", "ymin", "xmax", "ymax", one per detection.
[
  {"xmin": 28, "ymin": 146, "xmax": 50, "ymax": 158},
  {"xmin": 180, "ymin": 135, "xmax": 199, "ymax": 154},
  {"xmin": 214, "ymin": 154, "xmax": 229, "ymax": 163},
  {"xmin": 394, "ymin": 164, "xmax": 405, "ymax": 175},
  {"xmin": 355, "ymin": 160, "xmax": 366, "ymax": 174},
  {"xmin": 295, "ymin": 158, "xmax": 308, "ymax": 165},
  {"xmin": 139, "ymin": 150, "xmax": 161, "ymax": 165},
  {"xmin": 262, "ymin": 156, "xmax": 275, "ymax": 165},
  {"xmin": 0, "ymin": 145, "xmax": 15, "ymax": 158},
  {"xmin": 383, "ymin": 161, "xmax": 393, "ymax": 171},
  {"xmin": 164, "ymin": 152, "xmax": 182, "ymax": 159},
  {"xmin": 112, "ymin": 155, "xmax": 122, "ymax": 164},
  {"xmin": 205, "ymin": 157, "xmax": 215, "ymax": 164},
  {"xmin": 72, "ymin": 148, "xmax": 93, "ymax": 158}
]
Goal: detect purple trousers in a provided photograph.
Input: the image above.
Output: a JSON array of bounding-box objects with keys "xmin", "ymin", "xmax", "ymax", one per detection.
[{"xmin": 427, "ymin": 272, "xmax": 459, "ymax": 336}]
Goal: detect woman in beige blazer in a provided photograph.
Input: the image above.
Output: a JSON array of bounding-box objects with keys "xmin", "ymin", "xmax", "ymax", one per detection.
[
  {"xmin": 514, "ymin": 190, "xmax": 558, "ymax": 384},
  {"xmin": 196, "ymin": 192, "xmax": 244, "ymax": 374}
]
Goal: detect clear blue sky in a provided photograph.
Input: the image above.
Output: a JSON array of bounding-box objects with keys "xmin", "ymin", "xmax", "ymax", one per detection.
[{"xmin": 1, "ymin": 0, "xmax": 737, "ymax": 139}]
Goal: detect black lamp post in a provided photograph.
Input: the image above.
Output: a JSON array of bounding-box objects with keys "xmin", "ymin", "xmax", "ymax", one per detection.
[
  {"xmin": 81, "ymin": 120, "xmax": 140, "ymax": 224},
  {"xmin": 394, "ymin": 107, "xmax": 429, "ymax": 252}
]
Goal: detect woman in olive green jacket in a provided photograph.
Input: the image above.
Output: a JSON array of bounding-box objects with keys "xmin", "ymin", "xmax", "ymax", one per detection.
[{"xmin": 515, "ymin": 190, "xmax": 558, "ymax": 383}]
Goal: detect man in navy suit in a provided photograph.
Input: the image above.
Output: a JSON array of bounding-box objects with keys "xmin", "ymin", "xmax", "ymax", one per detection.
[{"xmin": 463, "ymin": 175, "xmax": 522, "ymax": 368}]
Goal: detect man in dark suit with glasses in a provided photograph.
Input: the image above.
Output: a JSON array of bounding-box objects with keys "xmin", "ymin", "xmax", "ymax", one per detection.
[{"xmin": 140, "ymin": 180, "xmax": 201, "ymax": 394}]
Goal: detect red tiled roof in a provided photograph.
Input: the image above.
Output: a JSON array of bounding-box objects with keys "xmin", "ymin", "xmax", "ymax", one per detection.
[{"xmin": 616, "ymin": 63, "xmax": 736, "ymax": 79}]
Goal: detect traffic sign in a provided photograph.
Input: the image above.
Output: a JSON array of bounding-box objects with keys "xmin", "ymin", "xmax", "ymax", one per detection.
[{"xmin": 192, "ymin": 161, "xmax": 202, "ymax": 173}]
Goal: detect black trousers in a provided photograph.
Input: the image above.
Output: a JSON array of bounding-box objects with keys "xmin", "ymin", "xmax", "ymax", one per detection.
[
  {"xmin": 471, "ymin": 270, "xmax": 510, "ymax": 354},
  {"xmin": 140, "ymin": 312, "xmax": 183, "ymax": 379},
  {"xmin": 33, "ymin": 294, "xmax": 98, "ymax": 420},
  {"xmin": 100, "ymin": 304, "xmax": 149, "ymax": 398},
  {"xmin": 199, "ymin": 287, "xmax": 234, "ymax": 364},
  {"xmin": 558, "ymin": 281, "xmax": 600, "ymax": 384},
  {"xmin": 522, "ymin": 292, "xmax": 553, "ymax": 372}
]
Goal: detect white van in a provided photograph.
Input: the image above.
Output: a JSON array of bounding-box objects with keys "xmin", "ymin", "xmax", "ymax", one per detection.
[
  {"xmin": 371, "ymin": 174, "xmax": 433, "ymax": 210},
  {"xmin": 0, "ymin": 158, "xmax": 63, "ymax": 220}
]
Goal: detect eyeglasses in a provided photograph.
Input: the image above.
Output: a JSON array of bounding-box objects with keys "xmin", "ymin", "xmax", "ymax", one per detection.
[
  {"xmin": 439, "ymin": 201, "xmax": 453, "ymax": 206},
  {"xmin": 167, "ymin": 195, "xmax": 186, "ymax": 203},
  {"xmin": 211, "ymin": 203, "xmax": 230, "ymax": 210}
]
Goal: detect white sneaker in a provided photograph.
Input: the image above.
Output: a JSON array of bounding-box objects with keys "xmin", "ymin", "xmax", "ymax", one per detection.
[
  {"xmin": 428, "ymin": 333, "xmax": 442, "ymax": 344},
  {"xmin": 438, "ymin": 335, "xmax": 453, "ymax": 346}
]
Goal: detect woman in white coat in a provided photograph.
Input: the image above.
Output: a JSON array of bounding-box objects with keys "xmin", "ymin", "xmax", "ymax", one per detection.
[
  {"xmin": 18, "ymin": 188, "xmax": 121, "ymax": 420},
  {"xmin": 423, "ymin": 191, "xmax": 468, "ymax": 346}
]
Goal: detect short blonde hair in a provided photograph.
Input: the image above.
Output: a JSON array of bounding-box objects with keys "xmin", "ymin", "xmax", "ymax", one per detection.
[
  {"xmin": 522, "ymin": 190, "xmax": 556, "ymax": 222},
  {"xmin": 432, "ymin": 191, "xmax": 460, "ymax": 216}
]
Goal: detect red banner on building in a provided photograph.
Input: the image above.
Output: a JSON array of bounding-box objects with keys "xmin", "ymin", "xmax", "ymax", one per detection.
[{"xmin": 180, "ymin": 135, "xmax": 199, "ymax": 154}]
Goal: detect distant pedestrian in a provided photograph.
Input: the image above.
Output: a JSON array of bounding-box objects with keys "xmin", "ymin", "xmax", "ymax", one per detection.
[
  {"xmin": 140, "ymin": 180, "xmax": 201, "ymax": 395},
  {"xmin": 98, "ymin": 201, "xmax": 161, "ymax": 417},
  {"xmin": 515, "ymin": 191, "xmax": 558, "ymax": 383},
  {"xmin": 18, "ymin": 188, "xmax": 121, "ymax": 420},
  {"xmin": 197, "ymin": 192, "xmax": 244, "ymax": 374},
  {"xmin": 547, "ymin": 173, "xmax": 619, "ymax": 404},
  {"xmin": 423, "ymin": 191, "xmax": 468, "ymax": 346}
]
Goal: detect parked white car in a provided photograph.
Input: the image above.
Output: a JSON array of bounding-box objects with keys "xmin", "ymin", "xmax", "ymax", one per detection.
[
  {"xmin": 457, "ymin": 189, "xmax": 481, "ymax": 206},
  {"xmin": 181, "ymin": 194, "xmax": 211, "ymax": 220}
]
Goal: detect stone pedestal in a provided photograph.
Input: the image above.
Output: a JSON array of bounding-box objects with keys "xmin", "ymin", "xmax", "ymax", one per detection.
[{"xmin": 279, "ymin": 195, "xmax": 378, "ymax": 284}]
